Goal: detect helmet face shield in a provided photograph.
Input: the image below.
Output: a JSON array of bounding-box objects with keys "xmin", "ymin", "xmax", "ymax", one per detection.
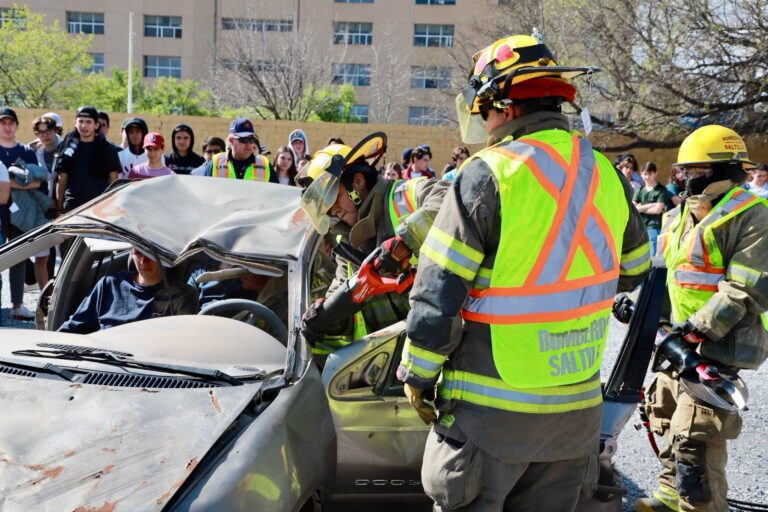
[
  {"xmin": 300, "ymin": 170, "xmax": 340, "ymax": 235},
  {"xmin": 455, "ymin": 93, "xmax": 488, "ymax": 144}
]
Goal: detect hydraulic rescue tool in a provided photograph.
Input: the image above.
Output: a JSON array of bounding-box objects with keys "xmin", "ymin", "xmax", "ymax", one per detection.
[
  {"xmin": 653, "ymin": 325, "xmax": 749, "ymax": 413},
  {"xmin": 302, "ymin": 247, "xmax": 415, "ymax": 340}
]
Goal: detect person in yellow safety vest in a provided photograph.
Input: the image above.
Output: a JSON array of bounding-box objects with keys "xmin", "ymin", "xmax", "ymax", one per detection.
[
  {"xmin": 397, "ymin": 34, "xmax": 651, "ymax": 512},
  {"xmin": 633, "ymin": 125, "xmax": 768, "ymax": 512},
  {"xmin": 300, "ymin": 132, "xmax": 449, "ymax": 357},
  {"xmin": 191, "ymin": 118, "xmax": 273, "ymax": 182}
]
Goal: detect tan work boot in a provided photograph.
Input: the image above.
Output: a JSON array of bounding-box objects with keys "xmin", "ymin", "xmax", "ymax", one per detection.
[{"xmin": 634, "ymin": 497, "xmax": 677, "ymax": 512}]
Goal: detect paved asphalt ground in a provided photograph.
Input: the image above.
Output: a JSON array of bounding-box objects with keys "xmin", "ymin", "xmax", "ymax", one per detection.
[{"xmin": 2, "ymin": 269, "xmax": 766, "ymax": 511}]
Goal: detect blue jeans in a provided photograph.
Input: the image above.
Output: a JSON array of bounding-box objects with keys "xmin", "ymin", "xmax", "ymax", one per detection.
[{"xmin": 647, "ymin": 227, "xmax": 660, "ymax": 257}]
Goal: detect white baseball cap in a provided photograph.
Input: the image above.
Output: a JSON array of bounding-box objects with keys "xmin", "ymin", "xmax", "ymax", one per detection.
[{"xmin": 43, "ymin": 112, "xmax": 62, "ymax": 129}]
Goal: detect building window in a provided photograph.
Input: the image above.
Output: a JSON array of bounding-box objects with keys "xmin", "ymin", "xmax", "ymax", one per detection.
[
  {"xmin": 221, "ymin": 58, "xmax": 286, "ymax": 73},
  {"xmin": 350, "ymin": 105, "xmax": 369, "ymax": 123},
  {"xmin": 333, "ymin": 22, "xmax": 372, "ymax": 45},
  {"xmin": 409, "ymin": 106, "xmax": 448, "ymax": 126},
  {"xmin": 416, "ymin": 0, "xmax": 456, "ymax": 4},
  {"xmin": 335, "ymin": 0, "xmax": 373, "ymax": 3},
  {"xmin": 144, "ymin": 55, "xmax": 181, "ymax": 78},
  {"xmin": 67, "ymin": 11, "xmax": 104, "ymax": 35},
  {"xmin": 88, "ymin": 53, "xmax": 104, "ymax": 73},
  {"xmin": 413, "ymin": 24, "xmax": 453, "ymax": 48},
  {"xmin": 144, "ymin": 15, "xmax": 182, "ymax": 38},
  {"xmin": 332, "ymin": 63, "xmax": 371, "ymax": 86},
  {"xmin": 221, "ymin": 18, "xmax": 293, "ymax": 32},
  {"xmin": 0, "ymin": 7, "xmax": 26, "ymax": 28},
  {"xmin": 411, "ymin": 66, "xmax": 451, "ymax": 89}
]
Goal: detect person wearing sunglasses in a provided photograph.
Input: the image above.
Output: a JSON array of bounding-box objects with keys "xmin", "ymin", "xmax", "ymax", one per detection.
[
  {"xmin": 398, "ymin": 34, "xmax": 650, "ymax": 512},
  {"xmin": 191, "ymin": 118, "xmax": 272, "ymax": 182},
  {"xmin": 200, "ymin": 137, "xmax": 226, "ymax": 163}
]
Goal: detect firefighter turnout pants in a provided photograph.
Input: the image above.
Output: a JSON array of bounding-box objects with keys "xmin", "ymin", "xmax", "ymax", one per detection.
[
  {"xmin": 644, "ymin": 370, "xmax": 742, "ymax": 511},
  {"xmin": 421, "ymin": 427, "xmax": 596, "ymax": 512}
]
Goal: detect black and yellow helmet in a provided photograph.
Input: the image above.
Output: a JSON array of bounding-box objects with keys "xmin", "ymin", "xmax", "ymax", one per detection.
[{"xmin": 300, "ymin": 132, "xmax": 386, "ymax": 234}]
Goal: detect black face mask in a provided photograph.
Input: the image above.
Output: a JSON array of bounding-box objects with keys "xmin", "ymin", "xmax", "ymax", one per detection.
[
  {"xmin": 685, "ymin": 173, "xmax": 713, "ymax": 196},
  {"xmin": 684, "ymin": 163, "xmax": 737, "ymax": 196}
]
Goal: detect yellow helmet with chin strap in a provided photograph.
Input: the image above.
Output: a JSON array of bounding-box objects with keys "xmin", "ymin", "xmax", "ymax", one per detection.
[
  {"xmin": 456, "ymin": 33, "xmax": 599, "ymax": 144},
  {"xmin": 675, "ymin": 125, "xmax": 754, "ymax": 168},
  {"xmin": 300, "ymin": 133, "xmax": 387, "ymax": 234}
]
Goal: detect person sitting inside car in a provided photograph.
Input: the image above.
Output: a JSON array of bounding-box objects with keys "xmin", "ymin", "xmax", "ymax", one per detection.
[
  {"xmin": 189, "ymin": 264, "xmax": 288, "ymax": 323},
  {"xmin": 58, "ymin": 247, "xmax": 199, "ymax": 334}
]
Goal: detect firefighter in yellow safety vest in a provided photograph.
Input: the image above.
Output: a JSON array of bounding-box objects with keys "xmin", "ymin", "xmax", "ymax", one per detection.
[
  {"xmin": 300, "ymin": 132, "xmax": 448, "ymax": 356},
  {"xmin": 633, "ymin": 125, "xmax": 768, "ymax": 512},
  {"xmin": 397, "ymin": 34, "xmax": 650, "ymax": 511}
]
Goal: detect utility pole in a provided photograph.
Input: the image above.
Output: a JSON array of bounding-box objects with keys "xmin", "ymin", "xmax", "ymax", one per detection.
[{"xmin": 127, "ymin": 11, "xmax": 134, "ymax": 113}]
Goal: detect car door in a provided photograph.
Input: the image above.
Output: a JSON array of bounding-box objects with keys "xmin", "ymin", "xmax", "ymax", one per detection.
[{"xmin": 321, "ymin": 322, "xmax": 430, "ymax": 501}]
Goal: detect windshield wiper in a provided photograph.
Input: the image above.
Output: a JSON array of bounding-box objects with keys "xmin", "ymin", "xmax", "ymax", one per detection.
[
  {"xmin": 0, "ymin": 355, "xmax": 77, "ymax": 382},
  {"xmin": 11, "ymin": 349, "xmax": 244, "ymax": 386}
]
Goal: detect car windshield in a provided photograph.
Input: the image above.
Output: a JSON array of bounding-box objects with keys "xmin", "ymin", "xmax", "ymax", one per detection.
[{"xmin": 0, "ymin": 176, "xmax": 310, "ymax": 381}]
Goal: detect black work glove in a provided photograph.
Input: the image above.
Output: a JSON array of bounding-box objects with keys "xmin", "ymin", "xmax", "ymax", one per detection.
[
  {"xmin": 672, "ymin": 321, "xmax": 708, "ymax": 344},
  {"xmin": 373, "ymin": 236, "xmax": 412, "ymax": 275},
  {"xmin": 301, "ymin": 298, "xmax": 325, "ymax": 347},
  {"xmin": 612, "ymin": 294, "xmax": 634, "ymax": 324}
]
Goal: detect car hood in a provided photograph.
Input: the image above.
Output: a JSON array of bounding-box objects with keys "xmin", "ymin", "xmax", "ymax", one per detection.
[
  {"xmin": 0, "ymin": 316, "xmax": 286, "ymax": 511},
  {"xmin": 0, "ymin": 174, "xmax": 311, "ymax": 270},
  {"xmin": 1, "ymin": 315, "xmax": 287, "ymax": 373},
  {"xmin": 0, "ymin": 374, "xmax": 257, "ymax": 511}
]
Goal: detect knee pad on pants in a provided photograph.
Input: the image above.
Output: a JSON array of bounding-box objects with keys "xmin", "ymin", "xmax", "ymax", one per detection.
[{"xmin": 673, "ymin": 436, "xmax": 710, "ymax": 505}]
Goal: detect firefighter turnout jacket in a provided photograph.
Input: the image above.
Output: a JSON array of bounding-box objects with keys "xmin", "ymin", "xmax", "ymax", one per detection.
[
  {"xmin": 658, "ymin": 186, "xmax": 768, "ymax": 369},
  {"xmin": 399, "ymin": 112, "xmax": 650, "ymax": 462},
  {"xmin": 312, "ymin": 177, "xmax": 449, "ymax": 355}
]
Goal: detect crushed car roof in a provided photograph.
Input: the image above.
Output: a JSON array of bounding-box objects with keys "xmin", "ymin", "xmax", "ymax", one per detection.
[{"xmin": 2, "ymin": 175, "xmax": 311, "ymax": 268}]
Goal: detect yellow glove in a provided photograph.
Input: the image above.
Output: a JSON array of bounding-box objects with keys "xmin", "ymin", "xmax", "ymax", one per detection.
[{"xmin": 404, "ymin": 383, "xmax": 437, "ymax": 425}]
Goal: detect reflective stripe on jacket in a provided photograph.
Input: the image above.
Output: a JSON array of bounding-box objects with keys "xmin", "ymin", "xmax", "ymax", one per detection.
[
  {"xmin": 454, "ymin": 136, "xmax": 629, "ymax": 389},
  {"xmin": 212, "ymin": 153, "xmax": 271, "ymax": 181},
  {"xmin": 388, "ymin": 178, "xmax": 421, "ymax": 232}
]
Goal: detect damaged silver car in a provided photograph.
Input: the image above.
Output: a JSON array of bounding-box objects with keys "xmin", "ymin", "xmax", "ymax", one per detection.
[{"xmin": 0, "ymin": 175, "xmax": 430, "ymax": 511}]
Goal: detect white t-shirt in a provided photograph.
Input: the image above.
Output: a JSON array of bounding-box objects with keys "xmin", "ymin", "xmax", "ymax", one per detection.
[{"xmin": 118, "ymin": 148, "xmax": 148, "ymax": 179}]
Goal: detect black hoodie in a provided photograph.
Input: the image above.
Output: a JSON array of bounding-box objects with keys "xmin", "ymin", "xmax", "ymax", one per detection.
[{"xmin": 164, "ymin": 124, "xmax": 205, "ymax": 175}]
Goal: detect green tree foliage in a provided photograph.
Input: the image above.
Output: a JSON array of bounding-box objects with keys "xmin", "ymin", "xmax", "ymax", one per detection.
[
  {"xmin": 141, "ymin": 77, "xmax": 213, "ymax": 116},
  {"xmin": 63, "ymin": 66, "xmax": 214, "ymax": 116},
  {"xmin": 0, "ymin": 5, "xmax": 92, "ymax": 108},
  {"xmin": 310, "ymin": 84, "xmax": 359, "ymax": 122}
]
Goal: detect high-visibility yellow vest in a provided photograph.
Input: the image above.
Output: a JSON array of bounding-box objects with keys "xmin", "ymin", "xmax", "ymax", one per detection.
[
  {"xmin": 460, "ymin": 135, "xmax": 628, "ymax": 388},
  {"xmin": 212, "ymin": 152, "xmax": 271, "ymax": 181},
  {"xmin": 388, "ymin": 178, "xmax": 421, "ymax": 231},
  {"xmin": 659, "ymin": 187, "xmax": 766, "ymax": 327}
]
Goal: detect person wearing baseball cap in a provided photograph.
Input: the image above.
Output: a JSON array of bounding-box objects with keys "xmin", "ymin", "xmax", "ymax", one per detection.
[
  {"xmin": 127, "ymin": 132, "xmax": 173, "ymax": 180},
  {"xmin": 54, "ymin": 105, "xmax": 120, "ymax": 216},
  {"xmin": 191, "ymin": 118, "xmax": 273, "ymax": 182},
  {"xmin": 43, "ymin": 112, "xmax": 63, "ymax": 135}
]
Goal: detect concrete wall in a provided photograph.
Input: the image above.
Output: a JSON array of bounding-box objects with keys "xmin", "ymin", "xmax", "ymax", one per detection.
[{"xmin": 14, "ymin": 109, "xmax": 768, "ymax": 182}]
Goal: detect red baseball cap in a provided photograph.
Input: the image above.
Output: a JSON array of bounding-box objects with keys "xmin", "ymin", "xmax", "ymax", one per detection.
[{"xmin": 143, "ymin": 132, "xmax": 164, "ymax": 149}]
